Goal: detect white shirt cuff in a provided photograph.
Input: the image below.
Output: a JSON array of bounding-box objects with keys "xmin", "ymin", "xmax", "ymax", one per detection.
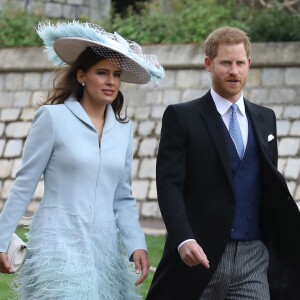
[{"xmin": 177, "ymin": 239, "xmax": 196, "ymax": 252}]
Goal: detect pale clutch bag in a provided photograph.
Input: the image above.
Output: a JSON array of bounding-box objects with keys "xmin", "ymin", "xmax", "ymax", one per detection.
[{"xmin": 7, "ymin": 233, "xmax": 27, "ymax": 272}]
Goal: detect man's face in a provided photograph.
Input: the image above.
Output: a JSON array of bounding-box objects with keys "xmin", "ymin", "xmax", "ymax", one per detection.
[{"xmin": 204, "ymin": 43, "xmax": 251, "ymax": 103}]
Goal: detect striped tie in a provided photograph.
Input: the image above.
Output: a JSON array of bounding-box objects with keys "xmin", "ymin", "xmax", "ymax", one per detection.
[{"xmin": 229, "ymin": 104, "xmax": 244, "ymax": 159}]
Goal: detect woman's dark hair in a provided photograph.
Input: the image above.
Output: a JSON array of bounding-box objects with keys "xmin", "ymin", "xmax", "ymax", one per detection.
[{"xmin": 44, "ymin": 47, "xmax": 127, "ymax": 123}]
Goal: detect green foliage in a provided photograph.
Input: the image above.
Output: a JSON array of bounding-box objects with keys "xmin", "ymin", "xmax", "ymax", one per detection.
[
  {"xmin": 0, "ymin": 0, "xmax": 299, "ymax": 48},
  {"xmin": 247, "ymin": 6, "xmax": 300, "ymax": 42},
  {"xmin": 0, "ymin": 8, "xmax": 43, "ymax": 47},
  {"xmin": 105, "ymin": 0, "xmax": 300, "ymax": 44},
  {"xmin": 105, "ymin": 0, "xmax": 249, "ymax": 44}
]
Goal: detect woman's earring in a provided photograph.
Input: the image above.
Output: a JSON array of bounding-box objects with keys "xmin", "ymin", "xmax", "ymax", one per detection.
[{"xmin": 81, "ymin": 82, "xmax": 85, "ymax": 86}]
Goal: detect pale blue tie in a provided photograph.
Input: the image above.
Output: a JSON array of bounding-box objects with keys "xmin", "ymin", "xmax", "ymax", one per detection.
[{"xmin": 229, "ymin": 104, "xmax": 244, "ymax": 159}]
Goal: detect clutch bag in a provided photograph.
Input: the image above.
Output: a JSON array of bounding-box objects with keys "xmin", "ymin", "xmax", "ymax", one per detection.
[{"xmin": 7, "ymin": 233, "xmax": 27, "ymax": 272}]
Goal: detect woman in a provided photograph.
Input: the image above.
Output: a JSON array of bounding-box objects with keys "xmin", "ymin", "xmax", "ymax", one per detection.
[{"xmin": 0, "ymin": 21, "xmax": 164, "ymax": 299}]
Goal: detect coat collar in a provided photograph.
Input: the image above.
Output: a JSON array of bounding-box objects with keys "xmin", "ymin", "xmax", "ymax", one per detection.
[
  {"xmin": 210, "ymin": 88, "xmax": 246, "ymax": 117},
  {"xmin": 64, "ymin": 97, "xmax": 116, "ymax": 133}
]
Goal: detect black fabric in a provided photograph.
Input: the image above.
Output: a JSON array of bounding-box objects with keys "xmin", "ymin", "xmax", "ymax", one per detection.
[{"xmin": 146, "ymin": 92, "xmax": 300, "ymax": 300}]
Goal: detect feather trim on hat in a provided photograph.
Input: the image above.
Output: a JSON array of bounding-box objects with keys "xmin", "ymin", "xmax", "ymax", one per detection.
[{"xmin": 37, "ymin": 21, "xmax": 165, "ymax": 84}]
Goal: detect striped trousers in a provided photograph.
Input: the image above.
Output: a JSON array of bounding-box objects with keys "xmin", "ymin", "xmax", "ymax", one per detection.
[{"xmin": 200, "ymin": 240, "xmax": 270, "ymax": 300}]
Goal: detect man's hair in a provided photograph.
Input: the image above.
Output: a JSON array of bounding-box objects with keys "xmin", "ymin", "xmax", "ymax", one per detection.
[{"xmin": 204, "ymin": 27, "xmax": 251, "ymax": 59}]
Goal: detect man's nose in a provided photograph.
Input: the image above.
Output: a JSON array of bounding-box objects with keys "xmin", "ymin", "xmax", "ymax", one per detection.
[{"xmin": 229, "ymin": 63, "xmax": 239, "ymax": 74}]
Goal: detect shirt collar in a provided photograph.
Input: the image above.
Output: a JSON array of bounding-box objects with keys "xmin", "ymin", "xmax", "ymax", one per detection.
[{"xmin": 210, "ymin": 88, "xmax": 246, "ymax": 116}]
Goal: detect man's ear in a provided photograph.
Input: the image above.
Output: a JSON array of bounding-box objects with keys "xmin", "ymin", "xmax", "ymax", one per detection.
[{"xmin": 204, "ymin": 56, "xmax": 213, "ymax": 72}]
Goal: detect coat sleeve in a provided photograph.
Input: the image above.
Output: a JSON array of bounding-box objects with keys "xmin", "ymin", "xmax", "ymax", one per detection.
[
  {"xmin": 113, "ymin": 122, "xmax": 147, "ymax": 259},
  {"xmin": 0, "ymin": 106, "xmax": 55, "ymax": 252},
  {"xmin": 156, "ymin": 105, "xmax": 196, "ymax": 250}
]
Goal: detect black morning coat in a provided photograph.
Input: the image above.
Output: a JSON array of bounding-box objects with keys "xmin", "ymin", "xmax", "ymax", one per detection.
[{"xmin": 146, "ymin": 91, "xmax": 300, "ymax": 300}]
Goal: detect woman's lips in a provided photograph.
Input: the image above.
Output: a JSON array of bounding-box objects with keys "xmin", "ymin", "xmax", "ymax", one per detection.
[{"xmin": 102, "ymin": 89, "xmax": 114, "ymax": 96}]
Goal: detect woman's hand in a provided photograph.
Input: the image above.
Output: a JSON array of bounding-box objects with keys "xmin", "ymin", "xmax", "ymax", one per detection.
[
  {"xmin": 0, "ymin": 252, "xmax": 13, "ymax": 274},
  {"xmin": 132, "ymin": 249, "xmax": 150, "ymax": 286}
]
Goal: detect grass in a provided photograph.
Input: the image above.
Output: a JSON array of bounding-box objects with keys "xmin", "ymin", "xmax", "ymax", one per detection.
[
  {"xmin": 0, "ymin": 228, "xmax": 165, "ymax": 300},
  {"xmin": 139, "ymin": 234, "xmax": 165, "ymax": 298},
  {"xmin": 0, "ymin": 227, "xmax": 27, "ymax": 300}
]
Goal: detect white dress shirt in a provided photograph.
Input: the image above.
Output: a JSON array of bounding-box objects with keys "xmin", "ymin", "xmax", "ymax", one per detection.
[{"xmin": 211, "ymin": 88, "xmax": 248, "ymax": 150}]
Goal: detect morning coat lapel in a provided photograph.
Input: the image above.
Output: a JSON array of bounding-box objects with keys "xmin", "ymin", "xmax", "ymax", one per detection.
[
  {"xmin": 244, "ymin": 100, "xmax": 270, "ymax": 158},
  {"xmin": 200, "ymin": 92, "xmax": 232, "ymax": 186}
]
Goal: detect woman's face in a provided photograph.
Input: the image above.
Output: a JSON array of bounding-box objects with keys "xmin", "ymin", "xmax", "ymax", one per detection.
[{"xmin": 77, "ymin": 59, "xmax": 121, "ymax": 105}]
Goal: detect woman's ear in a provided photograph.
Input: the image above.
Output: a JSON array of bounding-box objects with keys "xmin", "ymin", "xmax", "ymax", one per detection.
[{"xmin": 77, "ymin": 69, "xmax": 85, "ymax": 85}]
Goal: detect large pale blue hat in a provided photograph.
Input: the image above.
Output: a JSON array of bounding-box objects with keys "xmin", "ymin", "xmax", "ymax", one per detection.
[{"xmin": 37, "ymin": 21, "xmax": 165, "ymax": 84}]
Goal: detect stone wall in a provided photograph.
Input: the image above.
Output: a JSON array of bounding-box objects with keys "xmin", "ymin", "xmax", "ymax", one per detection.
[
  {"xmin": 0, "ymin": 42, "xmax": 299, "ymax": 224},
  {"xmin": 0, "ymin": 0, "xmax": 111, "ymax": 22}
]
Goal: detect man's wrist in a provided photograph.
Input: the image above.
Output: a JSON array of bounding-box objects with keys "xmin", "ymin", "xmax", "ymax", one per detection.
[{"xmin": 177, "ymin": 239, "xmax": 196, "ymax": 252}]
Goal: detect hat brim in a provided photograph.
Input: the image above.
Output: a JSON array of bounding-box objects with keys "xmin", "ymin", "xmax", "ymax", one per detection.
[{"xmin": 54, "ymin": 37, "xmax": 151, "ymax": 84}]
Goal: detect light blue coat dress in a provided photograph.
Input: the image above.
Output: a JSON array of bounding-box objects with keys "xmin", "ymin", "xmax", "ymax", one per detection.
[{"xmin": 0, "ymin": 98, "xmax": 147, "ymax": 299}]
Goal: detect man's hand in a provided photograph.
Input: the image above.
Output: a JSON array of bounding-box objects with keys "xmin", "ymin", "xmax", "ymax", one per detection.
[
  {"xmin": 0, "ymin": 252, "xmax": 13, "ymax": 274},
  {"xmin": 133, "ymin": 249, "xmax": 150, "ymax": 286},
  {"xmin": 179, "ymin": 240, "xmax": 210, "ymax": 268}
]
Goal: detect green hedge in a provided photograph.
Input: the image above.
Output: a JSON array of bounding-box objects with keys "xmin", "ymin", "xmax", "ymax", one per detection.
[
  {"xmin": 105, "ymin": 0, "xmax": 300, "ymax": 44},
  {"xmin": 0, "ymin": 9, "xmax": 43, "ymax": 47},
  {"xmin": 247, "ymin": 6, "xmax": 300, "ymax": 42},
  {"xmin": 105, "ymin": 0, "xmax": 249, "ymax": 44},
  {"xmin": 0, "ymin": 0, "xmax": 299, "ymax": 48}
]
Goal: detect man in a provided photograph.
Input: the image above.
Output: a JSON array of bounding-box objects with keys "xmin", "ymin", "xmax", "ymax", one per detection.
[{"xmin": 146, "ymin": 27, "xmax": 300, "ymax": 300}]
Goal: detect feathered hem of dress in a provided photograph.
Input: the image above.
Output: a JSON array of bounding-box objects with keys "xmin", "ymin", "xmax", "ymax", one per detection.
[{"xmin": 9, "ymin": 222, "xmax": 142, "ymax": 300}]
